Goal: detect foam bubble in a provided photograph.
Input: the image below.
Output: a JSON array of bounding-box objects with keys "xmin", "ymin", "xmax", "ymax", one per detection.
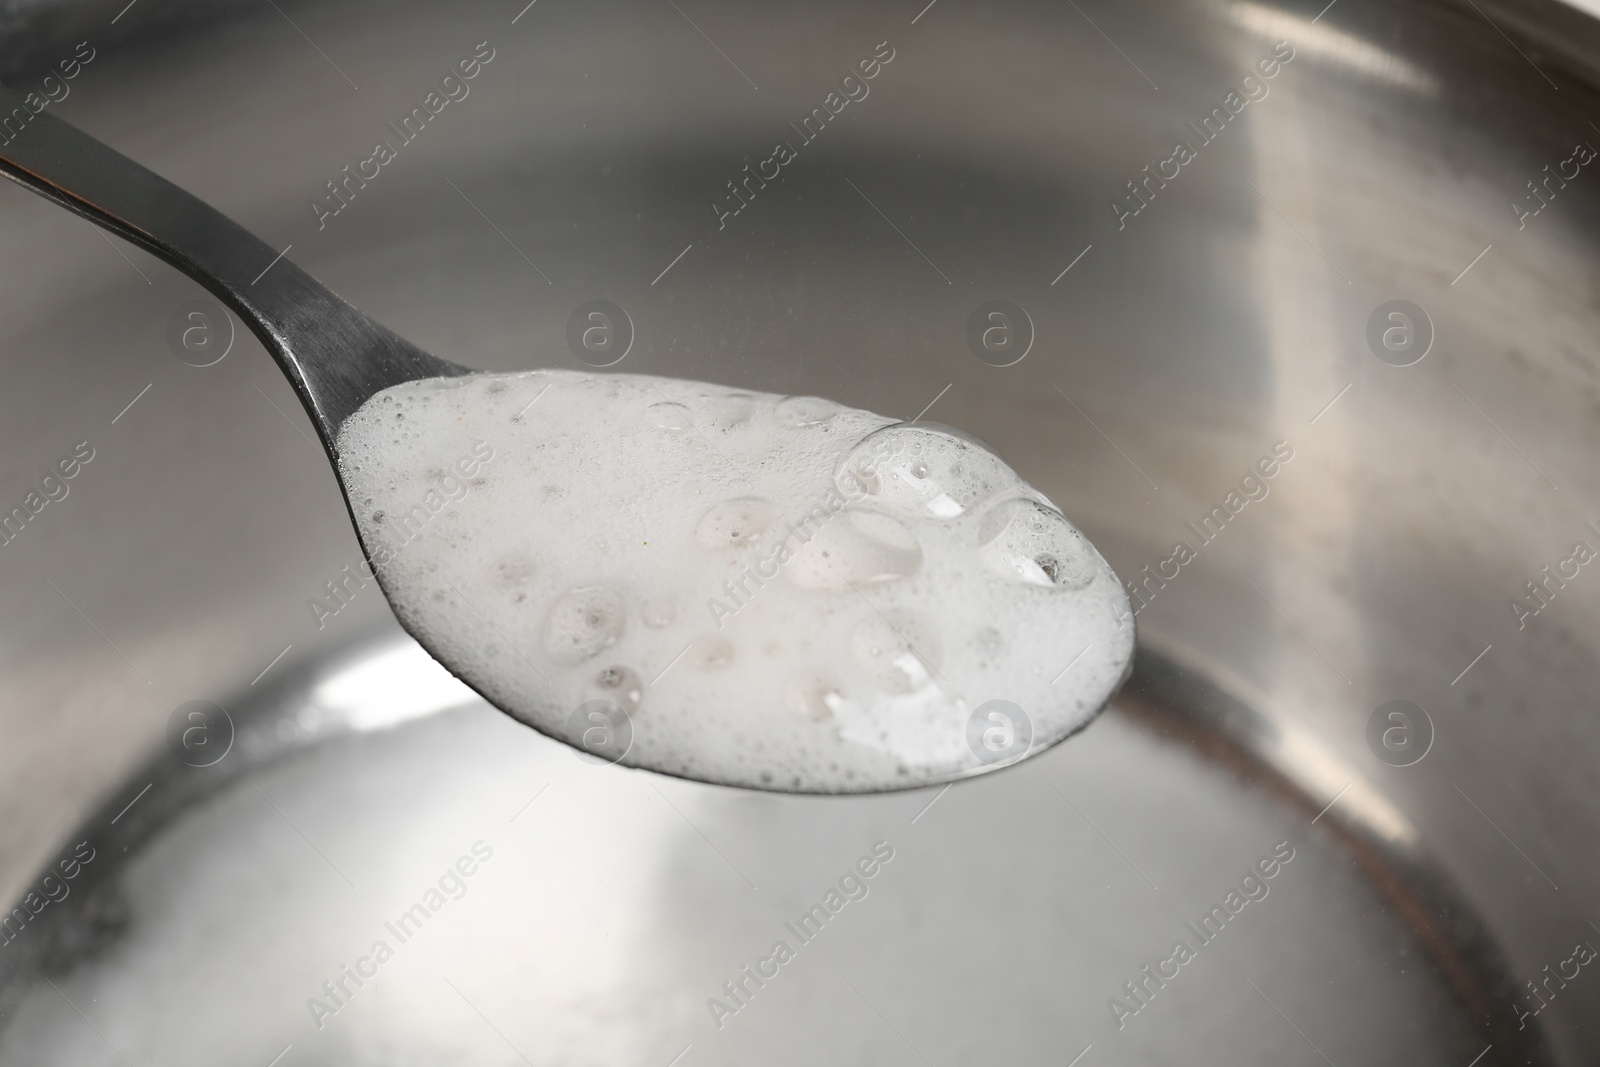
[
  {"xmin": 541, "ymin": 586, "xmax": 626, "ymax": 664},
  {"xmin": 775, "ymin": 395, "xmax": 839, "ymax": 427},
  {"xmin": 695, "ymin": 498, "xmax": 775, "ymax": 549},
  {"xmin": 836, "ymin": 424, "xmax": 1013, "ymax": 518},
  {"xmin": 338, "ymin": 369, "xmax": 1134, "ymax": 793},
  {"xmin": 688, "ymin": 636, "xmax": 736, "ymax": 670},
  {"xmin": 640, "ymin": 596, "xmax": 676, "ymax": 629},
  {"xmin": 978, "ymin": 497, "xmax": 1097, "ymax": 590},
  {"xmin": 646, "ymin": 402, "xmax": 693, "ymax": 430},
  {"xmin": 592, "ymin": 664, "xmax": 643, "ymax": 714},
  {"xmin": 850, "ymin": 610, "xmax": 942, "ymax": 693},
  {"xmin": 785, "ymin": 511, "xmax": 922, "ymax": 591}
]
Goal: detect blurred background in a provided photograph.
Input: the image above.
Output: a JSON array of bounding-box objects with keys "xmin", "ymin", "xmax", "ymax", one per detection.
[{"xmin": 1, "ymin": 0, "xmax": 1598, "ymax": 1062}]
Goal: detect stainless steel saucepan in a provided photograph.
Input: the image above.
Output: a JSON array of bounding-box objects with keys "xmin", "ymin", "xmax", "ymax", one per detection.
[{"xmin": 1, "ymin": 0, "xmax": 1597, "ymax": 1062}]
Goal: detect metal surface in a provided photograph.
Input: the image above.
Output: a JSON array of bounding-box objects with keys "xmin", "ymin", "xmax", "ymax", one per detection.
[
  {"xmin": 1, "ymin": 0, "xmax": 1597, "ymax": 1063},
  {"xmin": 0, "ymin": 633, "xmax": 1544, "ymax": 1066}
]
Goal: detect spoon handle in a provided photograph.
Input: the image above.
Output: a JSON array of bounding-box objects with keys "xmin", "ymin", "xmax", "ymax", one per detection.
[{"xmin": 0, "ymin": 84, "xmax": 468, "ymax": 447}]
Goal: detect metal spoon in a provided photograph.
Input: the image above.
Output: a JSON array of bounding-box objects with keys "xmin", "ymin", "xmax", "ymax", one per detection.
[
  {"xmin": 0, "ymin": 85, "xmax": 1131, "ymax": 792},
  {"xmin": 0, "ymin": 84, "xmax": 470, "ymax": 447}
]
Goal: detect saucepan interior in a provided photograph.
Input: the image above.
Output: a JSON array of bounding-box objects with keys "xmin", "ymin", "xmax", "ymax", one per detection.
[{"xmin": 1, "ymin": 0, "xmax": 1598, "ymax": 1063}]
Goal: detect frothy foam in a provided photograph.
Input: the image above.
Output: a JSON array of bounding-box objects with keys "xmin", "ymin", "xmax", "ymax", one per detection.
[{"xmin": 337, "ymin": 370, "xmax": 1134, "ymax": 792}]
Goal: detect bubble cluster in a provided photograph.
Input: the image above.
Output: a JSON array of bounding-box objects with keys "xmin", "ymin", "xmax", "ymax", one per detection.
[{"xmin": 338, "ymin": 369, "xmax": 1135, "ymax": 793}]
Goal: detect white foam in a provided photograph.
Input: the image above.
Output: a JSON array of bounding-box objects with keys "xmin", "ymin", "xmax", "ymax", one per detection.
[{"xmin": 337, "ymin": 370, "xmax": 1134, "ymax": 792}]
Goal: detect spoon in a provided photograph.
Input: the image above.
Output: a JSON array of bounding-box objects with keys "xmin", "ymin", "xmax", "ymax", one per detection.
[
  {"xmin": 0, "ymin": 85, "xmax": 1135, "ymax": 793},
  {"xmin": 0, "ymin": 84, "xmax": 468, "ymax": 445}
]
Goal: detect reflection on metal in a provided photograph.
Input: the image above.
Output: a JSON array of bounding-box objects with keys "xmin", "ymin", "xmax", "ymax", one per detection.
[
  {"xmin": 0, "ymin": 631, "xmax": 1558, "ymax": 1065},
  {"xmin": 1225, "ymin": 1, "xmax": 1441, "ymax": 94},
  {"xmin": 1118, "ymin": 642, "xmax": 1547, "ymax": 1065}
]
